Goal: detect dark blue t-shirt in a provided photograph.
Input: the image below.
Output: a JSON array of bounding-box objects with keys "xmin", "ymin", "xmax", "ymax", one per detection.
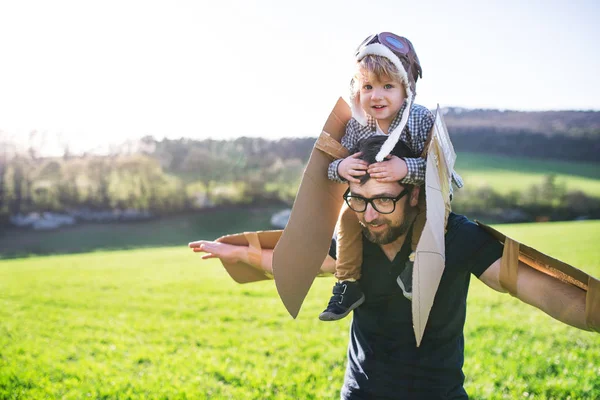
[{"xmin": 331, "ymin": 213, "xmax": 503, "ymax": 399}]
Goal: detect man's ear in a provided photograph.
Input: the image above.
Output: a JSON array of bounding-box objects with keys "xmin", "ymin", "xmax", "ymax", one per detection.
[{"xmin": 409, "ymin": 185, "xmax": 420, "ymax": 207}]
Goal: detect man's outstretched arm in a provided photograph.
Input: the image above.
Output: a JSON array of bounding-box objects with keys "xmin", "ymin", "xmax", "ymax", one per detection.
[
  {"xmin": 479, "ymin": 259, "xmax": 592, "ymax": 331},
  {"xmin": 189, "ymin": 240, "xmax": 337, "ymax": 276}
]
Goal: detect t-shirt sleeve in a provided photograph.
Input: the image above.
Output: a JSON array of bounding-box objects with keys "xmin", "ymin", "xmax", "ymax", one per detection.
[
  {"xmin": 469, "ymin": 238, "xmax": 503, "ymax": 278},
  {"xmin": 445, "ymin": 213, "xmax": 503, "ymax": 278}
]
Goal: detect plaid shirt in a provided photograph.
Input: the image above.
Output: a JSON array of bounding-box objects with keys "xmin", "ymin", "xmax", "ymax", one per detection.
[
  {"xmin": 328, "ymin": 103, "xmax": 464, "ymax": 189},
  {"xmin": 328, "ymin": 102, "xmax": 432, "ymax": 185}
]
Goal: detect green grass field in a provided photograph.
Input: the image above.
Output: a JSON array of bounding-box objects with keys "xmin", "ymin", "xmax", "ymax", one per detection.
[
  {"xmin": 1, "ymin": 220, "xmax": 599, "ymax": 399},
  {"xmin": 455, "ymin": 152, "xmax": 600, "ymax": 197}
]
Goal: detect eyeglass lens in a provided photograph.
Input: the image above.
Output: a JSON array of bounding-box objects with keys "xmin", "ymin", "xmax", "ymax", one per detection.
[{"xmin": 346, "ymin": 197, "xmax": 395, "ymax": 214}]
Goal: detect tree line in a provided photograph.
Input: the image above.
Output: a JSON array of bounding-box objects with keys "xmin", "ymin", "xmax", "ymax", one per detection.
[
  {"xmin": 0, "ymin": 136, "xmax": 314, "ymax": 225},
  {"xmin": 449, "ymin": 128, "xmax": 600, "ymax": 163},
  {"xmin": 1, "ymin": 130, "xmax": 599, "ymax": 227},
  {"xmin": 443, "ymin": 107, "xmax": 600, "ymax": 162},
  {"xmin": 0, "ymin": 153, "xmax": 187, "ymax": 219}
]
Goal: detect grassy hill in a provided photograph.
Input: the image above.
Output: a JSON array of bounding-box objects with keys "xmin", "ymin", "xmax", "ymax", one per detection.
[
  {"xmin": 455, "ymin": 152, "xmax": 600, "ymax": 196},
  {"xmin": 1, "ymin": 220, "xmax": 598, "ymax": 399}
]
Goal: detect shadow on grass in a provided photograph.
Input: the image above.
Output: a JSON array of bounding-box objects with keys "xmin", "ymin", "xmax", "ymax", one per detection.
[{"xmin": 0, "ymin": 206, "xmax": 287, "ymax": 259}]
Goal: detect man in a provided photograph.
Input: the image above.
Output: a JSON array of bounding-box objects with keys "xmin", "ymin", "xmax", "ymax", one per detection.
[{"xmin": 190, "ymin": 136, "xmax": 593, "ymax": 399}]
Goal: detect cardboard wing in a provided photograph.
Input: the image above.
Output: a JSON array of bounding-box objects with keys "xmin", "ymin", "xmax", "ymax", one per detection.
[
  {"xmin": 412, "ymin": 106, "xmax": 456, "ymax": 346},
  {"xmin": 477, "ymin": 223, "xmax": 590, "ymax": 289},
  {"xmin": 272, "ymin": 97, "xmax": 352, "ymax": 318},
  {"xmin": 476, "ymin": 221, "xmax": 600, "ymax": 333},
  {"xmin": 216, "ymin": 230, "xmax": 283, "ymax": 283}
]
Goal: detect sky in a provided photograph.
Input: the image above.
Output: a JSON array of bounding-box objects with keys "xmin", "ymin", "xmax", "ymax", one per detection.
[{"xmin": 0, "ymin": 0, "xmax": 599, "ymax": 154}]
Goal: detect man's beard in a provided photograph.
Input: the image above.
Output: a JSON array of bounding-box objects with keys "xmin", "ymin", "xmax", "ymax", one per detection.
[{"xmin": 360, "ymin": 209, "xmax": 416, "ymax": 245}]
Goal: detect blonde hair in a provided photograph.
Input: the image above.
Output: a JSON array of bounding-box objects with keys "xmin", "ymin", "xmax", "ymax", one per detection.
[{"xmin": 351, "ymin": 55, "xmax": 405, "ymax": 97}]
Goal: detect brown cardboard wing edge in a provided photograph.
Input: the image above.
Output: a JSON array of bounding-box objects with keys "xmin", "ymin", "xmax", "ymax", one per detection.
[
  {"xmin": 215, "ymin": 230, "xmax": 283, "ymax": 283},
  {"xmin": 476, "ymin": 221, "xmax": 600, "ymax": 333},
  {"xmin": 272, "ymin": 97, "xmax": 352, "ymax": 318}
]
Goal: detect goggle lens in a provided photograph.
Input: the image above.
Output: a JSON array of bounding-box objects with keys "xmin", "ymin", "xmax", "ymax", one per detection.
[
  {"xmin": 379, "ymin": 32, "xmax": 410, "ymax": 55},
  {"xmin": 384, "ymin": 36, "xmax": 405, "ymax": 52},
  {"xmin": 356, "ymin": 33, "xmax": 410, "ymax": 58}
]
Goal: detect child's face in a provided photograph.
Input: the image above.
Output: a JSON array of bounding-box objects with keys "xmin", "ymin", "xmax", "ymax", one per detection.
[{"xmin": 358, "ymin": 71, "xmax": 406, "ymax": 132}]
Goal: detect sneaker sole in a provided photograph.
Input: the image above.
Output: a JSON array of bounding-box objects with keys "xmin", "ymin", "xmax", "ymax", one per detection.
[
  {"xmin": 396, "ymin": 275, "xmax": 413, "ymax": 301},
  {"xmin": 318, "ymin": 295, "xmax": 365, "ymax": 321}
]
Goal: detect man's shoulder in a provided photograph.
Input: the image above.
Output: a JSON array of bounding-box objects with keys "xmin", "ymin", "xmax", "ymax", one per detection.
[
  {"xmin": 445, "ymin": 213, "xmax": 482, "ymax": 241},
  {"xmin": 444, "ymin": 213, "xmax": 503, "ymax": 276}
]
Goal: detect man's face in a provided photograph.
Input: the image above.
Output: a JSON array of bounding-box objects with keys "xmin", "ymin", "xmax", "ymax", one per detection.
[{"xmin": 348, "ymin": 178, "xmax": 419, "ymax": 245}]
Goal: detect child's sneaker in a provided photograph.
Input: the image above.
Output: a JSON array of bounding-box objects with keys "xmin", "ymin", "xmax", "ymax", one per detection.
[
  {"xmin": 397, "ymin": 251, "xmax": 415, "ymax": 301},
  {"xmin": 319, "ymin": 281, "xmax": 365, "ymax": 321}
]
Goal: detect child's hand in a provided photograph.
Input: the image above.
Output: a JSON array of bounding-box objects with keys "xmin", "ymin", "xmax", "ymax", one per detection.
[
  {"xmin": 338, "ymin": 153, "xmax": 368, "ymax": 183},
  {"xmin": 367, "ymin": 156, "xmax": 408, "ymax": 182}
]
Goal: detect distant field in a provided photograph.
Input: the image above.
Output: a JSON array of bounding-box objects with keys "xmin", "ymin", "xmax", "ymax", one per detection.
[
  {"xmin": 455, "ymin": 152, "xmax": 600, "ymax": 196},
  {"xmin": 1, "ymin": 220, "xmax": 599, "ymax": 399}
]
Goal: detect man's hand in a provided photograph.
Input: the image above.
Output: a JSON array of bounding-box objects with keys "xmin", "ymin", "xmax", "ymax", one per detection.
[
  {"xmin": 367, "ymin": 155, "xmax": 408, "ymax": 182},
  {"xmin": 189, "ymin": 240, "xmax": 246, "ymax": 264},
  {"xmin": 338, "ymin": 152, "xmax": 369, "ymax": 183},
  {"xmin": 189, "ymin": 239, "xmax": 335, "ymax": 275}
]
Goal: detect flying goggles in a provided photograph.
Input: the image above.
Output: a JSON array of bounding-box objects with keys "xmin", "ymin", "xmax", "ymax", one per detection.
[{"xmin": 355, "ymin": 32, "xmax": 422, "ymax": 80}]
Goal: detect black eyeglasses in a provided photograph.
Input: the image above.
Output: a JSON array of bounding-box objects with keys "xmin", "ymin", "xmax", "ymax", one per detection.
[{"xmin": 343, "ymin": 188, "xmax": 409, "ymax": 214}]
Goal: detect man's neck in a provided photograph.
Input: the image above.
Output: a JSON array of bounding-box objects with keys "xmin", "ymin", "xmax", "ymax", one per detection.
[{"xmin": 379, "ymin": 232, "xmax": 408, "ymax": 262}]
